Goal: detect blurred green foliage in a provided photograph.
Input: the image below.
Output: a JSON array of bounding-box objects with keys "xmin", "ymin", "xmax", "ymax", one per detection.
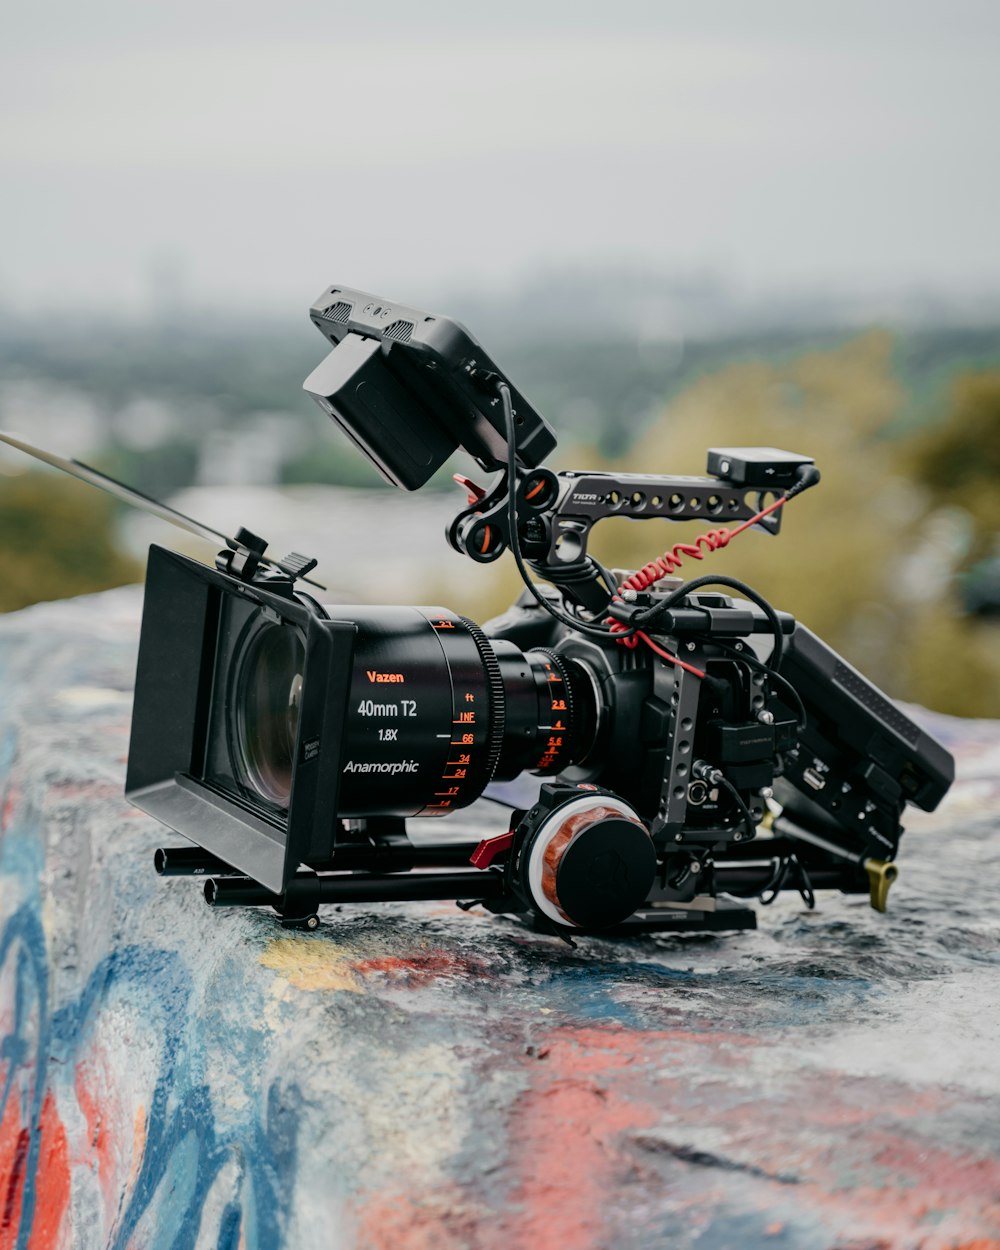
[
  {"xmin": 0, "ymin": 472, "xmax": 141, "ymax": 612},
  {"xmin": 905, "ymin": 371, "xmax": 1000, "ymax": 562},
  {"xmin": 1, "ymin": 316, "xmax": 998, "ymax": 716},
  {"xmin": 587, "ymin": 334, "xmax": 999, "ymax": 717}
]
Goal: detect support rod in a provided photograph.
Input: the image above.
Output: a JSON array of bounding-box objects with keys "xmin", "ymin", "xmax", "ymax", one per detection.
[{"xmin": 204, "ymin": 870, "xmax": 506, "ymax": 909}]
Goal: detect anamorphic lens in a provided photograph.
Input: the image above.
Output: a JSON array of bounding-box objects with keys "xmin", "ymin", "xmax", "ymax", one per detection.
[
  {"xmin": 332, "ymin": 609, "xmax": 600, "ymax": 818},
  {"xmin": 233, "ymin": 623, "xmax": 305, "ymax": 807},
  {"xmin": 223, "ymin": 603, "xmax": 600, "ymax": 820}
]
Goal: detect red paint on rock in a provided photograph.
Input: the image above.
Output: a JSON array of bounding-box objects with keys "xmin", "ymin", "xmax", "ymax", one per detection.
[
  {"xmin": 49, "ymin": 781, "xmax": 123, "ymax": 805},
  {"xmin": 0, "ymin": 1093, "xmax": 69, "ymax": 1250},
  {"xmin": 354, "ymin": 1185, "xmax": 482, "ymax": 1250},
  {"xmin": 490, "ymin": 1025, "xmax": 663, "ymax": 1250},
  {"xmin": 1, "ymin": 784, "xmax": 21, "ymax": 832},
  {"xmin": 26, "ymin": 1092, "xmax": 70, "ymax": 1250},
  {"xmin": 354, "ymin": 952, "xmax": 488, "ymax": 987},
  {"xmin": 75, "ymin": 1066, "xmax": 112, "ymax": 1195},
  {"xmin": 0, "ymin": 1093, "xmax": 27, "ymax": 1250}
]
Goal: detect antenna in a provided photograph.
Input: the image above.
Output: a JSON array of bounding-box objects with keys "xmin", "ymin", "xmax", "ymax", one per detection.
[{"xmin": 0, "ymin": 430, "xmax": 326, "ymax": 591}]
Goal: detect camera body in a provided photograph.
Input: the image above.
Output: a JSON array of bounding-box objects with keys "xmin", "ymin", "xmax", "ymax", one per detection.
[{"xmin": 119, "ymin": 285, "xmax": 954, "ymax": 935}]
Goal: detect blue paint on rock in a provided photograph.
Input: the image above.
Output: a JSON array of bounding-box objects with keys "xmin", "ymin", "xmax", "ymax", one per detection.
[{"xmin": 2, "ymin": 590, "xmax": 1000, "ymax": 1248}]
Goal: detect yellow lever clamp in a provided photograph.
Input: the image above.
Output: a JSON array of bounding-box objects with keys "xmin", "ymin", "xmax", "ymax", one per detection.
[{"xmin": 864, "ymin": 858, "xmax": 898, "ymax": 912}]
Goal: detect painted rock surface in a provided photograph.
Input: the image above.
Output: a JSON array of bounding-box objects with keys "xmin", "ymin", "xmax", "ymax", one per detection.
[{"xmin": 1, "ymin": 587, "xmax": 999, "ymax": 1250}]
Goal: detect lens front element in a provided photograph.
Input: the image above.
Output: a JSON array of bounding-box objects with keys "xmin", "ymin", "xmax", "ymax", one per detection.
[{"xmin": 234, "ymin": 623, "xmax": 305, "ymax": 807}]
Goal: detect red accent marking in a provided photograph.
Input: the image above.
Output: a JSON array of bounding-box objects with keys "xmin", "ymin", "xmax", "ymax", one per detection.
[
  {"xmin": 471, "ymin": 830, "xmax": 514, "ymax": 869},
  {"xmin": 525, "ymin": 478, "xmax": 546, "ymax": 500},
  {"xmin": 480, "ymin": 526, "xmax": 492, "ymax": 552},
  {"xmin": 452, "ymin": 473, "xmax": 486, "ymax": 506}
]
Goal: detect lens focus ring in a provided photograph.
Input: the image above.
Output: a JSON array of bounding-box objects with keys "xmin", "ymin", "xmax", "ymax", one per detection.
[{"xmin": 459, "ymin": 616, "xmax": 506, "ymax": 787}]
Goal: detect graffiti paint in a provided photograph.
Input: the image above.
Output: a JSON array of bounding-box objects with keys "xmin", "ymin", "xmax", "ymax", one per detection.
[{"xmin": 2, "ymin": 589, "xmax": 1000, "ymax": 1248}]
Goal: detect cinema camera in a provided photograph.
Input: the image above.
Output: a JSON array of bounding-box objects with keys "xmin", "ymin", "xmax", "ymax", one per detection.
[{"xmin": 0, "ymin": 286, "xmax": 955, "ymax": 936}]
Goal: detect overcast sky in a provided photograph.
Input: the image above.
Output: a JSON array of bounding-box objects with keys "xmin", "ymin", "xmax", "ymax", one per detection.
[{"xmin": 2, "ymin": 0, "xmax": 998, "ymax": 319}]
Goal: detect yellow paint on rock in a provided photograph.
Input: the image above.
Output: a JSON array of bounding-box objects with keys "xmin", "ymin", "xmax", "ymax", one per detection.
[{"xmin": 259, "ymin": 938, "xmax": 364, "ymax": 993}]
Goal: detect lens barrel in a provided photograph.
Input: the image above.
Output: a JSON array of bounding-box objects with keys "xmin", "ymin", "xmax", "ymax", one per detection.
[
  {"xmin": 335, "ymin": 607, "xmax": 504, "ymax": 817},
  {"xmin": 491, "ymin": 642, "xmax": 596, "ymax": 780},
  {"xmin": 227, "ymin": 604, "xmax": 597, "ymax": 818}
]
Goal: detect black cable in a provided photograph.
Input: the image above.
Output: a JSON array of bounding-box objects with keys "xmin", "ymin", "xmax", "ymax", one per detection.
[
  {"xmin": 499, "ymin": 383, "xmax": 629, "ymax": 643},
  {"xmin": 633, "ymin": 573, "xmax": 786, "ymax": 670},
  {"xmin": 715, "ymin": 771, "xmax": 757, "ymax": 844},
  {"xmin": 796, "ymin": 858, "xmax": 816, "ymax": 909},
  {"xmin": 710, "ymin": 639, "xmax": 807, "ymax": 729},
  {"xmin": 756, "ymin": 853, "xmax": 816, "ymax": 909},
  {"xmin": 592, "ymin": 557, "xmax": 619, "ymax": 597},
  {"xmin": 756, "ymin": 856, "xmax": 790, "ymax": 904}
]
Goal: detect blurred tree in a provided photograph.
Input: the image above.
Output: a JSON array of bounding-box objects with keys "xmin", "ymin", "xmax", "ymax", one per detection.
[
  {"xmin": 0, "ymin": 472, "xmax": 141, "ymax": 612},
  {"xmin": 582, "ymin": 332, "xmax": 999, "ymax": 717},
  {"xmin": 904, "ymin": 371, "xmax": 1000, "ymax": 561}
]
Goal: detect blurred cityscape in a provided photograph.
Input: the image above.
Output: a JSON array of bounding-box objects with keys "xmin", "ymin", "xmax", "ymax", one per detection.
[{"xmin": 1, "ymin": 267, "xmax": 998, "ymax": 716}]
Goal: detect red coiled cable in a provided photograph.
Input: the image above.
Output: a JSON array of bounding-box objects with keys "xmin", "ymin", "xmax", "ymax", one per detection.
[{"xmin": 606, "ymin": 492, "xmax": 791, "ymax": 674}]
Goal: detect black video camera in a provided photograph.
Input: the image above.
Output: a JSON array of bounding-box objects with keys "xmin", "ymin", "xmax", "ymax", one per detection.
[{"xmin": 4, "ymin": 286, "xmax": 954, "ymax": 936}]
